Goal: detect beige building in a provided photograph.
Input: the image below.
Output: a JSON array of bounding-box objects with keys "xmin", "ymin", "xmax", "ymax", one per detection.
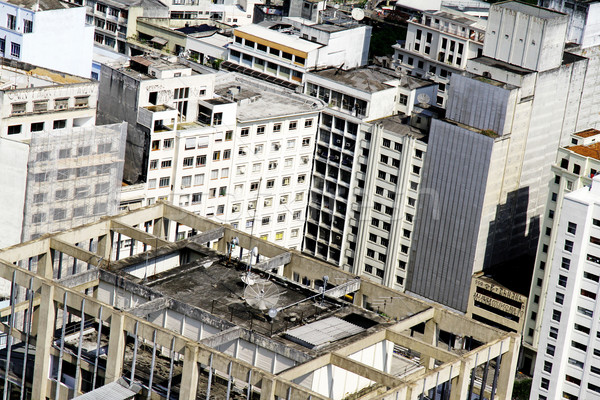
[{"xmin": 0, "ymin": 202, "xmax": 521, "ymax": 399}]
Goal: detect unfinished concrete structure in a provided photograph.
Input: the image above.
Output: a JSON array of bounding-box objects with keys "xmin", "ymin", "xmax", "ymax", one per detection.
[{"xmin": 0, "ymin": 202, "xmax": 519, "ymax": 399}]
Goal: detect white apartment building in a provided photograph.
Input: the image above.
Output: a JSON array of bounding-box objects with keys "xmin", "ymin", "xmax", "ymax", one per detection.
[
  {"xmin": 226, "ymin": 16, "xmax": 371, "ymax": 86},
  {"xmin": 302, "ymin": 66, "xmax": 436, "ymax": 289},
  {"xmin": 0, "ymin": 60, "xmax": 124, "ymax": 249},
  {"xmin": 523, "ymin": 129, "xmax": 600, "ymax": 373},
  {"xmin": 112, "ymin": 57, "xmax": 324, "ymax": 250},
  {"xmin": 0, "ymin": 0, "xmax": 94, "ymax": 77},
  {"xmin": 393, "ymin": 7, "xmax": 485, "ymax": 107},
  {"xmin": 531, "ymin": 174, "xmax": 600, "ymax": 400},
  {"xmin": 63, "ymin": 0, "xmax": 168, "ymax": 55}
]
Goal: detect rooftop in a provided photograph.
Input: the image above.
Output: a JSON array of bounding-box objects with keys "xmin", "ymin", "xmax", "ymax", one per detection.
[
  {"xmin": 575, "ymin": 128, "xmax": 600, "ymax": 138},
  {"xmin": 0, "ymin": 202, "xmax": 519, "ymax": 400},
  {"xmin": 566, "ymin": 142, "xmax": 600, "ymax": 160},
  {"xmin": 5, "ymin": 0, "xmax": 76, "ymax": 10},
  {"xmin": 0, "ymin": 59, "xmax": 92, "ymax": 89},
  {"xmin": 234, "ymin": 23, "xmax": 323, "ymax": 53},
  {"xmin": 213, "ymin": 73, "xmax": 324, "ymax": 121},
  {"xmin": 370, "ymin": 114, "xmax": 427, "ymax": 140},
  {"xmin": 313, "ymin": 66, "xmax": 420, "ymax": 93},
  {"xmin": 493, "ymin": 1, "xmax": 567, "ymax": 20}
]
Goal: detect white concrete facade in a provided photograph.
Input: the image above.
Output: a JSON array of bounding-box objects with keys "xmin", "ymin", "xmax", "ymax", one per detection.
[
  {"xmin": 393, "ymin": 8, "xmax": 485, "ymax": 107},
  {"xmin": 531, "ymin": 175, "xmax": 600, "ymax": 400},
  {"xmin": 0, "ymin": 2, "xmax": 93, "ymax": 77}
]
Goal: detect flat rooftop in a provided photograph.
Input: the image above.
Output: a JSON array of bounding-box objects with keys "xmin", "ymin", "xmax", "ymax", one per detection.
[
  {"xmin": 370, "ymin": 114, "xmax": 426, "ymax": 140},
  {"xmin": 566, "ymin": 142, "xmax": 600, "ymax": 160},
  {"xmin": 0, "ymin": 60, "xmax": 91, "ymax": 90},
  {"xmin": 575, "ymin": 128, "xmax": 600, "ymax": 138},
  {"xmin": 235, "ymin": 24, "xmax": 322, "ymax": 53},
  {"xmin": 312, "ymin": 67, "xmax": 405, "ymax": 93},
  {"xmin": 6, "ymin": 0, "xmax": 76, "ymax": 10},
  {"xmin": 214, "ymin": 73, "xmax": 324, "ymax": 121},
  {"xmin": 495, "ymin": 1, "xmax": 567, "ymax": 20},
  {"xmin": 472, "ymin": 56, "xmax": 533, "ymax": 76}
]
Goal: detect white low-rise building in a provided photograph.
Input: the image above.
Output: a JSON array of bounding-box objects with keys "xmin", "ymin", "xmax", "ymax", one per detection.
[
  {"xmin": 225, "ymin": 16, "xmax": 371, "ymax": 85},
  {"xmin": 0, "ymin": 0, "xmax": 94, "ymax": 77},
  {"xmin": 393, "ymin": 7, "xmax": 485, "ymax": 107}
]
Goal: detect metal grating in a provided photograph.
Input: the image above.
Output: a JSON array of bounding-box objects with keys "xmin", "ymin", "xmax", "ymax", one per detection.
[{"xmin": 284, "ymin": 317, "xmax": 364, "ymax": 348}]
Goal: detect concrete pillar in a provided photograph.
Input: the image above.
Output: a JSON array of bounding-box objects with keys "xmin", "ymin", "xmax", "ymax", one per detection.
[
  {"xmin": 97, "ymin": 233, "xmax": 113, "ymax": 263},
  {"xmin": 449, "ymin": 361, "xmax": 471, "ymax": 400},
  {"xmin": 259, "ymin": 377, "xmax": 276, "ymax": 400},
  {"xmin": 180, "ymin": 345, "xmax": 199, "ymax": 399},
  {"xmin": 105, "ymin": 313, "xmax": 126, "ymax": 383},
  {"xmin": 37, "ymin": 250, "xmax": 54, "ymax": 279},
  {"xmin": 495, "ymin": 338, "xmax": 520, "ymax": 400},
  {"xmin": 31, "ymin": 284, "xmax": 55, "ymax": 400},
  {"xmin": 422, "ymin": 320, "xmax": 437, "ymax": 370}
]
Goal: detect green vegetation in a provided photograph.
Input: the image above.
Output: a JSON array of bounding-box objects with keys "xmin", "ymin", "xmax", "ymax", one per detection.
[
  {"xmin": 369, "ymin": 24, "xmax": 406, "ymax": 58},
  {"xmin": 512, "ymin": 377, "xmax": 532, "ymax": 400}
]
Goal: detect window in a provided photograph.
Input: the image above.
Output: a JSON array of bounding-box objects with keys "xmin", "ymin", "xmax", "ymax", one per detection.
[
  {"xmin": 549, "ymin": 327, "xmax": 558, "ymax": 339},
  {"xmin": 298, "ymin": 175, "xmax": 306, "ymax": 184},
  {"xmin": 546, "ymin": 344, "xmax": 555, "ymax": 356},
  {"xmin": 219, "ymin": 187, "xmax": 226, "ymax": 196},
  {"xmin": 9, "ymin": 42, "xmax": 19, "ymax": 57},
  {"xmin": 225, "ymin": 130, "xmax": 233, "ymax": 140},
  {"xmin": 163, "ymin": 138, "xmax": 173, "ymax": 149},
  {"xmin": 552, "ymin": 309, "xmax": 561, "ymax": 322},
  {"xmin": 196, "ymin": 155, "xmax": 207, "ymax": 167},
  {"xmin": 161, "ymin": 159, "xmax": 172, "ymax": 168},
  {"xmin": 275, "ymin": 232, "xmax": 284, "ymax": 241},
  {"xmin": 302, "ymin": 137, "xmax": 310, "ymax": 147},
  {"xmin": 578, "ymin": 306, "xmax": 594, "ymax": 317},
  {"xmin": 277, "ymin": 213, "xmax": 286, "ymax": 223},
  {"xmin": 159, "ymin": 177, "xmax": 170, "ymax": 187},
  {"xmin": 148, "ymin": 179, "xmax": 157, "ymax": 189},
  {"xmin": 194, "ymin": 174, "xmax": 204, "ymax": 185},
  {"xmin": 152, "ymin": 140, "xmax": 160, "ymax": 151},
  {"xmin": 192, "ymin": 193, "xmax": 202, "ymax": 204},
  {"xmin": 574, "ymin": 323, "xmax": 590, "ymax": 334},
  {"xmin": 559, "ymin": 275, "xmax": 568, "ymax": 287},
  {"xmin": 53, "ymin": 119, "xmax": 67, "ymax": 130},
  {"xmin": 380, "ymin": 155, "xmax": 388, "ymax": 164},
  {"xmin": 213, "ymin": 151, "xmax": 221, "ymax": 161},
  {"xmin": 7, "ymin": 14, "xmax": 15, "ymax": 30},
  {"xmin": 581, "ymin": 288, "xmax": 596, "ymax": 300},
  {"xmin": 585, "ymin": 271, "xmax": 600, "ymax": 282},
  {"xmin": 250, "ymin": 182, "xmax": 259, "ymax": 191},
  {"xmin": 266, "ymin": 179, "xmax": 275, "ymax": 189},
  {"xmin": 588, "ymin": 254, "xmax": 600, "ymax": 265},
  {"xmin": 223, "ymin": 149, "xmax": 231, "ymax": 160},
  {"xmin": 541, "ymin": 378, "xmax": 549, "ymax": 390},
  {"xmin": 273, "ymin": 123, "xmax": 281, "ymax": 133},
  {"xmin": 572, "ymin": 340, "xmax": 587, "ymax": 351},
  {"xmin": 271, "ymin": 142, "xmax": 281, "ymax": 152},
  {"xmin": 282, "ymin": 177, "xmax": 290, "ymax": 186},
  {"xmin": 183, "ymin": 157, "xmax": 193, "ymax": 167},
  {"xmin": 568, "ymin": 222, "xmax": 577, "ymax": 234},
  {"xmin": 268, "ymin": 160, "xmax": 278, "ymax": 170},
  {"xmin": 289, "ymin": 121, "xmax": 297, "ymax": 130},
  {"xmin": 304, "ymin": 119, "xmax": 313, "ymax": 128},
  {"xmin": 555, "ymin": 292, "xmax": 564, "ymax": 304},
  {"xmin": 565, "ymin": 240, "xmax": 574, "ymax": 252},
  {"xmin": 7, "ymin": 124, "xmax": 21, "ymax": 135},
  {"xmin": 211, "ymin": 169, "xmax": 219, "ymax": 180}
]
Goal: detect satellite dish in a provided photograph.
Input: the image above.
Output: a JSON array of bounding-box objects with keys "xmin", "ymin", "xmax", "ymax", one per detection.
[
  {"xmin": 244, "ymin": 281, "xmax": 280, "ymax": 310},
  {"xmin": 352, "ymin": 8, "xmax": 365, "ymax": 21},
  {"xmin": 417, "ymin": 93, "xmax": 431, "ymax": 105}
]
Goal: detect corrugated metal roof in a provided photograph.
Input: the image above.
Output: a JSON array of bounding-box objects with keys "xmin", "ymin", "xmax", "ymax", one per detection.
[
  {"xmin": 73, "ymin": 380, "xmax": 139, "ymax": 400},
  {"xmin": 284, "ymin": 317, "xmax": 364, "ymax": 348}
]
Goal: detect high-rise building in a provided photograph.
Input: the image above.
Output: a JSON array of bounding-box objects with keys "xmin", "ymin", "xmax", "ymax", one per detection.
[
  {"xmin": 522, "ymin": 129, "xmax": 600, "ymax": 372},
  {"xmin": 407, "ymin": 2, "xmax": 592, "ymax": 312},
  {"xmin": 531, "ymin": 175, "xmax": 600, "ymax": 400}
]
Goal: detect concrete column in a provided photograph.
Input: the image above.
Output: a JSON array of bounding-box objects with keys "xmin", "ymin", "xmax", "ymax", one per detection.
[
  {"xmin": 37, "ymin": 250, "xmax": 54, "ymax": 279},
  {"xmin": 259, "ymin": 377, "xmax": 276, "ymax": 400},
  {"xmin": 180, "ymin": 345, "xmax": 199, "ymax": 399},
  {"xmin": 495, "ymin": 338, "xmax": 520, "ymax": 400},
  {"xmin": 105, "ymin": 313, "xmax": 126, "ymax": 383},
  {"xmin": 422, "ymin": 320, "xmax": 437, "ymax": 370},
  {"xmin": 31, "ymin": 284, "xmax": 55, "ymax": 400},
  {"xmin": 449, "ymin": 361, "xmax": 471, "ymax": 400},
  {"xmin": 97, "ymin": 233, "xmax": 113, "ymax": 263}
]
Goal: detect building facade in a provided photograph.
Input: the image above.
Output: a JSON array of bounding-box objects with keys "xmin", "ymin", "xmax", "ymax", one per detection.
[
  {"xmin": 531, "ymin": 175, "xmax": 600, "ymax": 400},
  {"xmin": 523, "ymin": 129, "xmax": 600, "ymax": 372},
  {"xmin": 393, "ymin": 8, "xmax": 485, "ymax": 107},
  {"xmin": 0, "ymin": 0, "xmax": 94, "ymax": 77}
]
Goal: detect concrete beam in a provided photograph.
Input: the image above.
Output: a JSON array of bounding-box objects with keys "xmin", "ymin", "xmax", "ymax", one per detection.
[
  {"xmin": 433, "ymin": 308, "xmax": 503, "ymax": 343},
  {"xmin": 200, "ymin": 326, "xmax": 242, "ymax": 348},
  {"xmin": 188, "ymin": 226, "xmax": 225, "ymax": 244},
  {"xmin": 385, "ymin": 330, "xmax": 456, "ymax": 364},
  {"xmin": 389, "ymin": 307, "xmax": 436, "ymax": 333},
  {"xmin": 180, "ymin": 344, "xmax": 200, "ymax": 399},
  {"xmin": 125, "ymin": 297, "xmax": 169, "ymax": 318},
  {"xmin": 277, "ymin": 354, "xmax": 332, "ymax": 380},
  {"xmin": 50, "ymin": 238, "xmax": 104, "ymax": 268},
  {"xmin": 110, "ymin": 220, "xmax": 169, "ymax": 248},
  {"xmin": 330, "ymin": 353, "xmax": 403, "ymax": 388},
  {"xmin": 57, "ymin": 269, "xmax": 99, "ymax": 287},
  {"xmin": 253, "ymin": 252, "xmax": 291, "ymax": 272},
  {"xmin": 0, "ymin": 238, "xmax": 50, "ymax": 263}
]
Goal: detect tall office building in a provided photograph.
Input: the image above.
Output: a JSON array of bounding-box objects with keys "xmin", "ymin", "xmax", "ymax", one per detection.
[
  {"xmin": 531, "ymin": 175, "xmax": 600, "ymax": 400},
  {"xmin": 407, "ymin": 2, "xmax": 592, "ymax": 311}
]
